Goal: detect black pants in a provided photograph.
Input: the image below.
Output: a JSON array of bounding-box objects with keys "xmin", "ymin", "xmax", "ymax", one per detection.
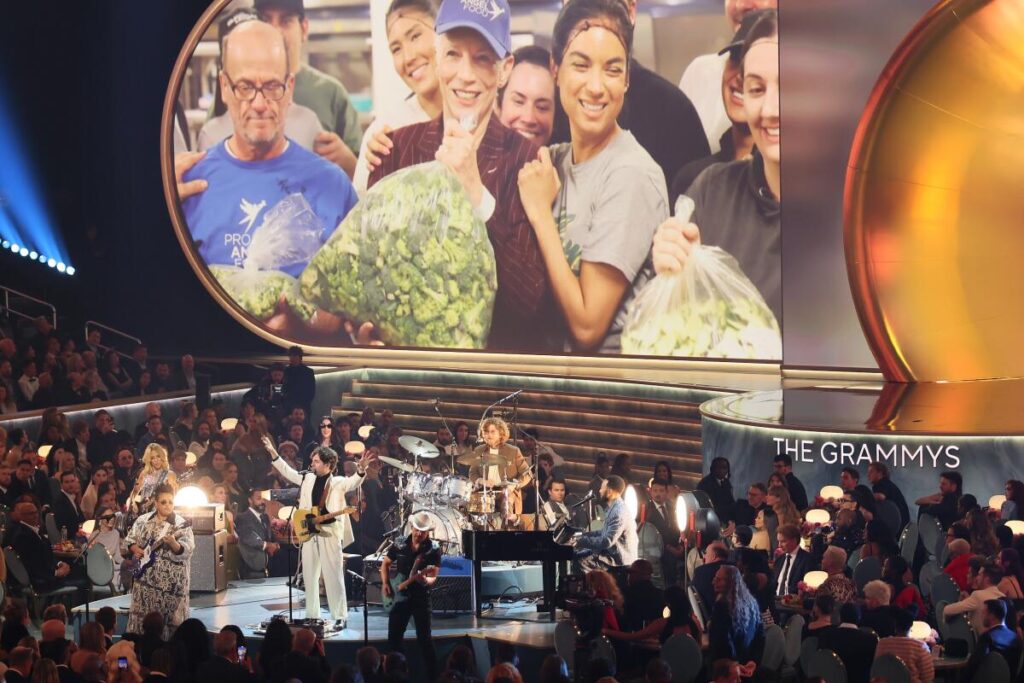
[{"xmin": 387, "ymin": 597, "xmax": 436, "ymax": 680}]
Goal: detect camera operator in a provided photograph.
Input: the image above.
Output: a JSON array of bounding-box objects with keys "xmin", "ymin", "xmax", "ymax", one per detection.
[{"xmin": 245, "ymin": 364, "xmax": 289, "ymax": 427}]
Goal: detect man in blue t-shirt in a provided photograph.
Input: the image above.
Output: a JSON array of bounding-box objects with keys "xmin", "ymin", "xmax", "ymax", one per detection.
[{"xmin": 181, "ymin": 20, "xmax": 356, "ymax": 279}]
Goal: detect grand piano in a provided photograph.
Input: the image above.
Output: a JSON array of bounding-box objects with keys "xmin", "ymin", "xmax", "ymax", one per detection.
[{"xmin": 462, "ymin": 529, "xmax": 575, "ymax": 620}]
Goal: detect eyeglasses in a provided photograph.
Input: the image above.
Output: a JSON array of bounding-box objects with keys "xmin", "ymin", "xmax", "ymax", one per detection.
[{"xmin": 223, "ymin": 72, "xmax": 289, "ymax": 102}]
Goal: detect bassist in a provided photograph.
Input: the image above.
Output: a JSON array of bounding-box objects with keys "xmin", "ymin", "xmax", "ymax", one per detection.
[{"xmin": 381, "ymin": 512, "xmax": 441, "ymax": 682}]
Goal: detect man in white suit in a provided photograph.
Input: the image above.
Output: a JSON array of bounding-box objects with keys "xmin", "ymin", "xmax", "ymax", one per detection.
[{"xmin": 263, "ymin": 435, "xmax": 375, "ymax": 626}]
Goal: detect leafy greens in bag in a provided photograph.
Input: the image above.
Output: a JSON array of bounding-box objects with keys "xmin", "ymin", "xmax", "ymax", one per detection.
[{"xmin": 209, "ymin": 264, "xmax": 315, "ymax": 322}]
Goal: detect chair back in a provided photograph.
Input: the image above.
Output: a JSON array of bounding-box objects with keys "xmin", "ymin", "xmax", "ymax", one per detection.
[
  {"xmin": 783, "ymin": 614, "xmax": 805, "ymax": 666},
  {"xmin": 935, "ymin": 600, "xmax": 952, "ymax": 639},
  {"xmin": 876, "ymin": 500, "xmax": 903, "ymax": 539},
  {"xmin": 761, "ymin": 624, "xmax": 786, "ymax": 672},
  {"xmin": 918, "ymin": 560, "xmax": 941, "ymax": 599},
  {"xmin": 589, "ymin": 636, "xmax": 616, "ymax": 675},
  {"xmin": 806, "ymin": 649, "xmax": 848, "ymax": 683},
  {"xmin": 853, "ymin": 556, "xmax": 882, "ymax": 590},
  {"xmin": 917, "ymin": 513, "xmax": 943, "ymax": 559},
  {"xmin": 947, "ymin": 613, "xmax": 976, "ymax": 656},
  {"xmin": 971, "ymin": 651, "xmax": 1012, "ymax": 683},
  {"xmin": 870, "ymin": 654, "xmax": 911, "ymax": 683},
  {"xmin": 86, "ymin": 546, "xmax": 115, "ymax": 587},
  {"xmin": 4, "ymin": 548, "xmax": 30, "ymax": 589},
  {"xmin": 553, "ymin": 620, "xmax": 576, "ymax": 672},
  {"xmin": 899, "ymin": 522, "xmax": 919, "ymax": 564},
  {"xmin": 661, "ymin": 632, "xmax": 702, "ymax": 683},
  {"xmin": 799, "ymin": 636, "xmax": 819, "ymax": 674},
  {"xmin": 931, "ymin": 572, "xmax": 961, "ymax": 606},
  {"xmin": 686, "ymin": 585, "xmax": 707, "ymax": 631},
  {"xmin": 847, "ymin": 546, "xmax": 862, "ymax": 569}
]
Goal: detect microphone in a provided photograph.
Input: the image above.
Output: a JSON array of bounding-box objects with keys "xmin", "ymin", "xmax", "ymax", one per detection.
[
  {"xmin": 571, "ymin": 490, "xmax": 595, "ymax": 509},
  {"xmin": 430, "ymin": 398, "xmax": 442, "ymax": 407},
  {"xmin": 496, "ymin": 389, "xmax": 523, "ymax": 405}
]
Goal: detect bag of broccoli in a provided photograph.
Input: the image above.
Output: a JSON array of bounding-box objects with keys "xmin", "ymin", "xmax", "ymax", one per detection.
[
  {"xmin": 620, "ymin": 197, "xmax": 781, "ymax": 359},
  {"xmin": 246, "ymin": 193, "xmax": 325, "ymax": 272},
  {"xmin": 209, "ymin": 264, "xmax": 315, "ymax": 323},
  {"xmin": 299, "ymin": 161, "xmax": 497, "ymax": 348}
]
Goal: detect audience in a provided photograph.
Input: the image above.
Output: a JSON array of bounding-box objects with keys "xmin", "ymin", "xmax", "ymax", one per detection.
[{"xmin": 873, "ymin": 608, "xmax": 934, "ymax": 683}]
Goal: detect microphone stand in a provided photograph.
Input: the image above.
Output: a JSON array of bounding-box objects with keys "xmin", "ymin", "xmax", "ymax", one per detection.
[
  {"xmin": 432, "ymin": 400, "xmax": 457, "ymax": 474},
  {"xmin": 346, "ymin": 568, "xmax": 375, "ymax": 646}
]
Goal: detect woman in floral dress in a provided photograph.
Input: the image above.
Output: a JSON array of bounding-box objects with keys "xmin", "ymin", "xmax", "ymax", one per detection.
[{"xmin": 124, "ymin": 483, "xmax": 194, "ymax": 639}]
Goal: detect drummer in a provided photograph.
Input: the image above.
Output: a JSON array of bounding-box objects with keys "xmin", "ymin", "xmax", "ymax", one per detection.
[{"xmin": 467, "ymin": 417, "xmax": 532, "ymax": 524}]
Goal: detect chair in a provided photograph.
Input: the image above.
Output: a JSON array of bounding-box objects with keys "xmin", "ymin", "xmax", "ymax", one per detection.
[
  {"xmin": 783, "ymin": 614, "xmax": 805, "ymax": 668},
  {"xmin": 876, "ymin": 500, "xmax": 903, "ymax": 540},
  {"xmin": 971, "ymin": 651, "xmax": 1012, "ymax": 683},
  {"xmin": 931, "ymin": 572, "xmax": 961, "ymax": 606},
  {"xmin": 899, "ymin": 522, "xmax": 919, "ymax": 564},
  {"xmin": 853, "ymin": 556, "xmax": 881, "ymax": 590},
  {"xmin": 686, "ymin": 585, "xmax": 707, "ymax": 631},
  {"xmin": 918, "ymin": 560, "xmax": 941, "ymax": 599},
  {"xmin": 806, "ymin": 649, "xmax": 847, "ymax": 683},
  {"xmin": 3, "ymin": 548, "xmax": 78, "ymax": 623},
  {"xmin": 799, "ymin": 636, "xmax": 819, "ymax": 675},
  {"xmin": 946, "ymin": 613, "xmax": 976, "ymax": 656},
  {"xmin": 660, "ymin": 632, "xmax": 702, "ymax": 683},
  {"xmin": 847, "ymin": 546, "xmax": 862, "ymax": 569},
  {"xmin": 870, "ymin": 654, "xmax": 911, "ymax": 683},
  {"xmin": 45, "ymin": 512, "xmax": 62, "ymax": 543},
  {"xmin": 86, "ymin": 546, "xmax": 117, "ymax": 598},
  {"xmin": 554, "ymin": 620, "xmax": 576, "ymax": 673},
  {"xmin": 935, "ymin": 600, "xmax": 952, "ymax": 639},
  {"xmin": 917, "ymin": 513, "xmax": 943, "ymax": 559},
  {"xmin": 760, "ymin": 624, "xmax": 785, "ymax": 673}
]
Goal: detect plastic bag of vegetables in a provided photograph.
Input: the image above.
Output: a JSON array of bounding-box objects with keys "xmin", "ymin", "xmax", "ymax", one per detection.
[
  {"xmin": 299, "ymin": 161, "xmax": 497, "ymax": 348},
  {"xmin": 620, "ymin": 197, "xmax": 781, "ymax": 359},
  {"xmin": 246, "ymin": 193, "xmax": 326, "ymax": 274},
  {"xmin": 209, "ymin": 264, "xmax": 315, "ymax": 323}
]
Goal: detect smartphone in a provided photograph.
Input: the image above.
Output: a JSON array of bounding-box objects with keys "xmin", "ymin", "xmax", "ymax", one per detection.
[
  {"xmin": 237, "ymin": 645, "xmax": 247, "ymax": 660},
  {"xmin": 117, "ymin": 657, "xmax": 128, "ymax": 670}
]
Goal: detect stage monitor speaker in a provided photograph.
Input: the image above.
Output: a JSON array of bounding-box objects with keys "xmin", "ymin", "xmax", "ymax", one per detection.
[
  {"xmin": 364, "ymin": 555, "xmax": 474, "ymax": 614},
  {"xmin": 191, "ymin": 529, "xmax": 228, "ymax": 592}
]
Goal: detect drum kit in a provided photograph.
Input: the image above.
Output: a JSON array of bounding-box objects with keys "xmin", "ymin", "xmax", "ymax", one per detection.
[{"xmin": 377, "ymin": 435, "xmax": 525, "ymax": 555}]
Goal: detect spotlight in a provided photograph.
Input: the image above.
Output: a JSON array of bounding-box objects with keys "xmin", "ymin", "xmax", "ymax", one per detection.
[
  {"xmin": 66, "ymin": 266, "xmax": 75, "ymax": 275},
  {"xmin": 56, "ymin": 262, "xmax": 65, "ymax": 272},
  {"xmin": 46, "ymin": 258, "xmax": 55, "ymax": 267},
  {"xmin": 18, "ymin": 247, "xmax": 27, "ymax": 256},
  {"xmin": 624, "ymin": 485, "xmax": 639, "ymax": 520},
  {"xmin": 10, "ymin": 243, "xmax": 18, "ymax": 252},
  {"xmin": 676, "ymin": 490, "xmax": 722, "ymax": 541},
  {"xmin": 173, "ymin": 486, "xmax": 209, "ymax": 506},
  {"xmin": 28, "ymin": 251, "xmax": 37, "ymax": 259},
  {"xmin": 1, "ymin": 240, "xmax": 8, "ymax": 248}
]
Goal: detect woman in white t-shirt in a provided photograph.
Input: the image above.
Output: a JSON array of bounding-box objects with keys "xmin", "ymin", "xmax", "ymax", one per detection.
[
  {"xmin": 517, "ymin": 0, "xmax": 667, "ymax": 353},
  {"xmin": 354, "ymin": 0, "xmax": 443, "ymax": 194}
]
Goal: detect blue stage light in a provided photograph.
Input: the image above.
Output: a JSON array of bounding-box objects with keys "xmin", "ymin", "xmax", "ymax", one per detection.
[
  {"xmin": 1, "ymin": 240, "xmax": 8, "ymax": 249},
  {"xmin": 18, "ymin": 247, "xmax": 27, "ymax": 257},
  {"xmin": 66, "ymin": 266, "xmax": 75, "ymax": 276},
  {"xmin": 9, "ymin": 243, "xmax": 18, "ymax": 253},
  {"xmin": 56, "ymin": 262, "xmax": 65, "ymax": 273},
  {"xmin": 46, "ymin": 258, "xmax": 55, "ymax": 267},
  {"xmin": 28, "ymin": 250, "xmax": 37, "ymax": 259}
]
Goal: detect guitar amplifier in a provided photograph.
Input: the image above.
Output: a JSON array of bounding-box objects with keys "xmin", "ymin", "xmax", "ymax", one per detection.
[
  {"xmin": 364, "ymin": 555, "xmax": 475, "ymax": 613},
  {"xmin": 175, "ymin": 504, "xmax": 225, "ymax": 534},
  {"xmin": 190, "ymin": 529, "xmax": 228, "ymax": 592}
]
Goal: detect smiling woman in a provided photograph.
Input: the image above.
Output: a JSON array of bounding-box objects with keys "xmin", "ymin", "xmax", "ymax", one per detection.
[{"xmin": 517, "ymin": 0, "xmax": 668, "ymax": 353}]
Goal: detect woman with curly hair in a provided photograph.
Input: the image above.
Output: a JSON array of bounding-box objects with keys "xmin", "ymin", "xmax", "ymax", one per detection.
[
  {"xmin": 586, "ymin": 569, "xmax": 624, "ymax": 630},
  {"xmin": 966, "ymin": 508, "xmax": 1000, "ymax": 558},
  {"xmin": 710, "ymin": 564, "xmax": 763, "ymax": 664},
  {"xmin": 128, "ymin": 444, "xmax": 178, "ymax": 522}
]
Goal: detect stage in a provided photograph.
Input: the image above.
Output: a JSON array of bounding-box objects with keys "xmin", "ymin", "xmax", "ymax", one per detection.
[{"xmin": 72, "ymin": 577, "xmax": 560, "ymax": 680}]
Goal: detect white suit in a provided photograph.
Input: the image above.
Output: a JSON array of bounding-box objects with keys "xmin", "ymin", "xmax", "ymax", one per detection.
[{"xmin": 273, "ymin": 456, "xmax": 364, "ymax": 620}]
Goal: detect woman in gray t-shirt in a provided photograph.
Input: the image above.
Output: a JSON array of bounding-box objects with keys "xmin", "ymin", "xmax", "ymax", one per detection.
[{"xmin": 517, "ymin": 0, "xmax": 667, "ymax": 354}]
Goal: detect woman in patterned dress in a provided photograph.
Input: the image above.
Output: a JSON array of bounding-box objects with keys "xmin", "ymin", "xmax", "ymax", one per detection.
[{"xmin": 124, "ymin": 483, "xmax": 194, "ymax": 639}]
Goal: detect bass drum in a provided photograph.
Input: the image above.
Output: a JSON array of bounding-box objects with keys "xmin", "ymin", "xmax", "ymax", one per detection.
[
  {"xmin": 440, "ymin": 476, "xmax": 472, "ymax": 506},
  {"xmin": 403, "ymin": 507, "xmax": 467, "ymax": 556}
]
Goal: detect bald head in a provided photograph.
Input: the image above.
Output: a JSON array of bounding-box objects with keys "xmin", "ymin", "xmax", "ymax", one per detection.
[
  {"xmin": 292, "ymin": 628, "xmax": 316, "ymax": 654},
  {"xmin": 222, "ymin": 20, "xmax": 289, "ymax": 80},
  {"xmin": 41, "ymin": 620, "xmax": 65, "ymax": 642}
]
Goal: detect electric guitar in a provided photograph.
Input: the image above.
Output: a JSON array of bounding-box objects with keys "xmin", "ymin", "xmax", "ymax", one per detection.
[
  {"xmin": 382, "ymin": 553, "xmax": 438, "ymax": 611},
  {"xmin": 133, "ymin": 519, "xmax": 192, "ymax": 579},
  {"xmin": 291, "ymin": 506, "xmax": 357, "ymax": 544}
]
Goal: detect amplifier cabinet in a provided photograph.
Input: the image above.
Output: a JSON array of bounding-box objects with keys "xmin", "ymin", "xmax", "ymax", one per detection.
[
  {"xmin": 190, "ymin": 529, "xmax": 228, "ymax": 592},
  {"xmin": 175, "ymin": 504, "xmax": 225, "ymax": 534}
]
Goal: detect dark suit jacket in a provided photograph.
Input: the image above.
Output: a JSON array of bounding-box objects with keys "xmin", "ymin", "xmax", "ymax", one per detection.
[
  {"xmin": 772, "ymin": 548, "xmax": 817, "ymax": 596},
  {"xmin": 5, "ymin": 670, "xmax": 29, "ymax": 683},
  {"xmin": 643, "ymin": 500, "xmax": 681, "ymax": 581},
  {"xmin": 281, "ymin": 651, "xmax": 330, "ymax": 683},
  {"xmin": 57, "ymin": 664, "xmax": 85, "ymax": 683},
  {"xmin": 235, "ymin": 508, "xmax": 271, "ymax": 577},
  {"xmin": 53, "ymin": 491, "xmax": 85, "ymax": 538},
  {"xmin": 872, "ymin": 478, "xmax": 910, "ymax": 528},
  {"xmin": 283, "ymin": 364, "xmax": 315, "ymax": 411},
  {"xmin": 785, "ymin": 472, "xmax": 808, "ymax": 511},
  {"xmin": 817, "ymin": 626, "xmax": 878, "ymax": 683},
  {"xmin": 195, "ymin": 656, "xmax": 258, "ymax": 683},
  {"xmin": 969, "ymin": 624, "xmax": 1023, "ymax": 679},
  {"xmin": 692, "ymin": 560, "xmax": 726, "ymax": 618},
  {"xmin": 9, "ymin": 469, "xmax": 52, "ymax": 507},
  {"xmin": 8, "ymin": 521, "xmax": 59, "ymax": 589},
  {"xmin": 860, "ymin": 606, "xmax": 896, "ymax": 638}
]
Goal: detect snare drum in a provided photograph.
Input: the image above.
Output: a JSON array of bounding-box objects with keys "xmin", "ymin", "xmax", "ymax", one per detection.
[
  {"xmin": 440, "ymin": 476, "xmax": 472, "ymax": 505},
  {"xmin": 468, "ymin": 490, "xmax": 496, "ymax": 514},
  {"xmin": 405, "ymin": 472, "xmax": 437, "ymax": 502}
]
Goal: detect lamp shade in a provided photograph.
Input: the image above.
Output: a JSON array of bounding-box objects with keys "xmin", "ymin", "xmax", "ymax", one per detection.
[
  {"xmin": 909, "ymin": 621, "xmax": 932, "ymax": 640},
  {"xmin": 663, "ymin": 606, "xmax": 671, "ymax": 619},
  {"xmin": 173, "ymin": 486, "xmax": 208, "ymax": 506},
  {"xmin": 624, "ymin": 485, "xmax": 639, "ymax": 520},
  {"xmin": 989, "ymin": 494, "xmax": 1007, "ymax": 510},
  {"xmin": 358, "ymin": 425, "xmax": 375, "ymax": 439},
  {"xmin": 345, "ymin": 441, "xmax": 366, "ymax": 455},
  {"xmin": 38, "ymin": 444, "xmax": 52, "ymax": 458},
  {"xmin": 220, "ymin": 417, "xmax": 238, "ymax": 431},
  {"xmin": 805, "ymin": 509, "xmax": 831, "ymax": 525},
  {"xmin": 1007, "ymin": 520, "xmax": 1024, "ymax": 536},
  {"xmin": 803, "ymin": 571, "xmax": 828, "ymax": 590},
  {"xmin": 185, "ymin": 451, "xmax": 198, "ymax": 466},
  {"xmin": 675, "ymin": 495, "xmax": 688, "ymax": 532},
  {"xmin": 278, "ymin": 505, "xmax": 295, "ymax": 521},
  {"xmin": 820, "ymin": 485, "xmax": 844, "ymax": 501},
  {"xmin": 81, "ymin": 519, "xmax": 96, "ymax": 535}
]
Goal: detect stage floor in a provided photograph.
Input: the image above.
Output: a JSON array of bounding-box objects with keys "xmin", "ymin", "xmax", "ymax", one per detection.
[{"xmin": 73, "ymin": 578, "xmax": 558, "ymax": 678}]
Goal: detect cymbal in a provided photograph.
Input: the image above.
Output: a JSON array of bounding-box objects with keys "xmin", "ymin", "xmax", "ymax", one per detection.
[
  {"xmin": 379, "ymin": 455, "xmax": 415, "ymax": 473},
  {"xmin": 458, "ymin": 451, "xmax": 510, "ymax": 467},
  {"xmin": 399, "ymin": 435, "xmax": 440, "ymax": 459}
]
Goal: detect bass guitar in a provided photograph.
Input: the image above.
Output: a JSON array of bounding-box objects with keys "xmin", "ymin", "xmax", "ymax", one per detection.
[
  {"xmin": 291, "ymin": 506, "xmax": 357, "ymax": 544},
  {"xmin": 382, "ymin": 553, "xmax": 438, "ymax": 611},
  {"xmin": 133, "ymin": 519, "xmax": 192, "ymax": 580}
]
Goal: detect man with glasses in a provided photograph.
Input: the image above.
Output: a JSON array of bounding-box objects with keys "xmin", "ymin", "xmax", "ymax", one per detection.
[{"xmin": 180, "ymin": 20, "xmax": 357, "ymax": 291}]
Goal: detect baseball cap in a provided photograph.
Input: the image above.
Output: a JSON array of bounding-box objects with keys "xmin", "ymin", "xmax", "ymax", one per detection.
[
  {"xmin": 435, "ymin": 0, "xmax": 512, "ymax": 58},
  {"xmin": 718, "ymin": 8, "xmax": 773, "ymax": 57},
  {"xmin": 254, "ymin": 0, "xmax": 305, "ymax": 19}
]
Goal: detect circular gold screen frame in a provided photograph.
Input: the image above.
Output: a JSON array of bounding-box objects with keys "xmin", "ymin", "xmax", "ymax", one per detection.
[{"xmin": 845, "ymin": 0, "xmax": 1024, "ymax": 383}]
